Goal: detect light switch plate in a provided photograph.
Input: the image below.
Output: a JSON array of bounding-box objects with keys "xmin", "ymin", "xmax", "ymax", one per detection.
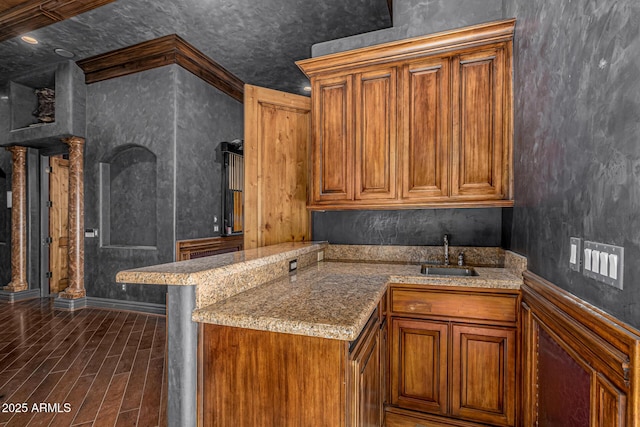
[
  {"xmin": 569, "ymin": 237, "xmax": 582, "ymax": 271},
  {"xmin": 583, "ymin": 241, "xmax": 624, "ymax": 290}
]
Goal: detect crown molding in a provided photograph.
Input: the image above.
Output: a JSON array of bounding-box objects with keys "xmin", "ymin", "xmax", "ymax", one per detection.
[
  {"xmin": 297, "ymin": 18, "xmax": 515, "ymax": 77},
  {"xmin": 0, "ymin": 0, "xmax": 116, "ymax": 42},
  {"xmin": 77, "ymin": 34, "xmax": 245, "ymax": 102}
]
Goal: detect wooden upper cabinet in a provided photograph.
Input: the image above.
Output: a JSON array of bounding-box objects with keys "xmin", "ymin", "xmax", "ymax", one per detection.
[
  {"xmin": 355, "ymin": 67, "xmax": 398, "ymax": 200},
  {"xmin": 313, "ymin": 74, "xmax": 354, "ymax": 202},
  {"xmin": 297, "ymin": 19, "xmax": 515, "ymax": 210},
  {"xmin": 400, "ymin": 58, "xmax": 450, "ymax": 201},
  {"xmin": 451, "ymin": 47, "xmax": 506, "ymax": 200}
]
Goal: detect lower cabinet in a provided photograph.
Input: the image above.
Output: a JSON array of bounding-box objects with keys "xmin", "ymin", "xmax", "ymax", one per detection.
[
  {"xmin": 451, "ymin": 324, "xmax": 516, "ymax": 426},
  {"xmin": 200, "ymin": 303, "xmax": 386, "ymax": 427},
  {"xmin": 391, "ymin": 318, "xmax": 449, "ymax": 415},
  {"xmin": 387, "ymin": 285, "xmax": 520, "ymax": 427}
]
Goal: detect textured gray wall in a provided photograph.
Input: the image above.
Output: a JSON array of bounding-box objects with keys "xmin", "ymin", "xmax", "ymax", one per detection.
[
  {"xmin": 0, "ymin": 61, "xmax": 86, "ymax": 147},
  {"xmin": 108, "ymin": 147, "xmax": 158, "ymax": 247},
  {"xmin": 84, "ymin": 65, "xmax": 243, "ymax": 305},
  {"xmin": 313, "ymin": 209, "xmax": 503, "ymax": 246},
  {"xmin": 505, "ymin": 0, "xmax": 640, "ymax": 328},
  {"xmin": 395, "ymin": 0, "xmax": 505, "ymax": 38},
  {"xmin": 84, "ymin": 66, "xmax": 178, "ymax": 304},
  {"xmin": 175, "ymin": 67, "xmax": 243, "ymax": 241},
  {"xmin": 313, "ymin": 0, "xmax": 505, "ymax": 56}
]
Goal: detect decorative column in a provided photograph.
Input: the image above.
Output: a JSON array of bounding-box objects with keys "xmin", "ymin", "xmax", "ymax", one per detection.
[
  {"xmin": 59, "ymin": 136, "xmax": 86, "ymax": 300},
  {"xmin": 4, "ymin": 146, "xmax": 28, "ymax": 292}
]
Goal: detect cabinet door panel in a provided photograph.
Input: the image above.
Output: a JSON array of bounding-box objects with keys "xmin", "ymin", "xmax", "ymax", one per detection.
[
  {"xmin": 313, "ymin": 74, "xmax": 354, "ymax": 202},
  {"xmin": 451, "ymin": 324, "xmax": 515, "ymax": 426},
  {"xmin": 596, "ymin": 374, "xmax": 626, "ymax": 427},
  {"xmin": 350, "ymin": 314, "xmax": 382, "ymax": 427},
  {"xmin": 355, "ymin": 67, "xmax": 397, "ymax": 200},
  {"xmin": 401, "ymin": 58, "xmax": 450, "ymax": 200},
  {"xmin": 391, "ymin": 318, "xmax": 448, "ymax": 415},
  {"xmin": 451, "ymin": 48, "xmax": 505, "ymax": 199}
]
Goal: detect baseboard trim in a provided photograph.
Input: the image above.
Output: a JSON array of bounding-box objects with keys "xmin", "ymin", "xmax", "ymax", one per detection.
[
  {"xmin": 0, "ymin": 289, "xmax": 41, "ymax": 303},
  {"xmin": 54, "ymin": 296, "xmax": 87, "ymax": 311},
  {"xmin": 86, "ymin": 297, "xmax": 166, "ymax": 315}
]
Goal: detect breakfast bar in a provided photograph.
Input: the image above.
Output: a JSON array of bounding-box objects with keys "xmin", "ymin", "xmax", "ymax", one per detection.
[{"xmin": 116, "ymin": 242, "xmax": 525, "ymax": 426}]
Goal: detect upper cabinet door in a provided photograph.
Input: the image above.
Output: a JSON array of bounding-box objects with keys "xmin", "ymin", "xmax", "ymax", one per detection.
[
  {"xmin": 244, "ymin": 85, "xmax": 312, "ymax": 250},
  {"xmin": 312, "ymin": 74, "xmax": 354, "ymax": 203},
  {"xmin": 451, "ymin": 46, "xmax": 506, "ymax": 200},
  {"xmin": 400, "ymin": 57, "xmax": 450, "ymax": 201},
  {"xmin": 355, "ymin": 67, "xmax": 398, "ymax": 200}
]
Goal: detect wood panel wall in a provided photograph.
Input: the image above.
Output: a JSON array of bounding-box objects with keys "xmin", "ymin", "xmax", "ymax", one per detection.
[
  {"xmin": 175, "ymin": 235, "xmax": 243, "ymax": 261},
  {"xmin": 521, "ymin": 271, "xmax": 640, "ymax": 426}
]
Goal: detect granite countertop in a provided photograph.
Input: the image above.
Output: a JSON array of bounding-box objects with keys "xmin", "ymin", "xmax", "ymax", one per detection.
[
  {"xmin": 115, "ymin": 241, "xmax": 327, "ymax": 286},
  {"xmin": 192, "ymin": 261, "xmax": 523, "ymax": 341}
]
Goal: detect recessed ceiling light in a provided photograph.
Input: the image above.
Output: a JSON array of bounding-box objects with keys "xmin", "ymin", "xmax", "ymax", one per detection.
[
  {"xmin": 54, "ymin": 48, "xmax": 75, "ymax": 58},
  {"xmin": 303, "ymin": 86, "xmax": 312, "ymax": 92},
  {"xmin": 21, "ymin": 36, "xmax": 38, "ymax": 45}
]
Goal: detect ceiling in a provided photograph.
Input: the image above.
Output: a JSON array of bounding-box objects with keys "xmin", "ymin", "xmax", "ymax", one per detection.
[{"xmin": 0, "ymin": 0, "xmax": 391, "ymax": 96}]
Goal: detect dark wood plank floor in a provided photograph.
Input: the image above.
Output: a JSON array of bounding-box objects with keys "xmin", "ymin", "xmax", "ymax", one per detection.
[{"xmin": 0, "ymin": 298, "xmax": 167, "ymax": 427}]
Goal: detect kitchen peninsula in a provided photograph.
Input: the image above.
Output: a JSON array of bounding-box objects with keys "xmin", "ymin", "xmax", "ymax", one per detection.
[{"xmin": 117, "ymin": 242, "xmax": 526, "ymax": 427}]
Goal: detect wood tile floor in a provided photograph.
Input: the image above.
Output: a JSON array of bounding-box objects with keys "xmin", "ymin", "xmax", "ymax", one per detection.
[{"xmin": 0, "ymin": 298, "xmax": 167, "ymax": 427}]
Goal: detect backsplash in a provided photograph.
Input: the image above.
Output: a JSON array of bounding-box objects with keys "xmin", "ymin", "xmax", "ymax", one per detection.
[
  {"xmin": 325, "ymin": 244, "xmax": 506, "ymax": 268},
  {"xmin": 312, "ymin": 209, "xmax": 504, "ymax": 247}
]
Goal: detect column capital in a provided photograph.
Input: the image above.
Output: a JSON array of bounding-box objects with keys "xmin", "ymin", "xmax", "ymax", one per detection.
[
  {"xmin": 5, "ymin": 145, "xmax": 28, "ymax": 155},
  {"xmin": 63, "ymin": 136, "xmax": 85, "ymax": 147}
]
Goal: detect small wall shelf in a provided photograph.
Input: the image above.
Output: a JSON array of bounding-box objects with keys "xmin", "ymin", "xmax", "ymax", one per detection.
[{"xmin": 0, "ymin": 61, "xmax": 85, "ymax": 148}]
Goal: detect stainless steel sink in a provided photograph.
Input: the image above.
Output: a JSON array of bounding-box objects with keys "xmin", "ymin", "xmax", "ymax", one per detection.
[{"xmin": 420, "ymin": 266, "xmax": 479, "ymax": 276}]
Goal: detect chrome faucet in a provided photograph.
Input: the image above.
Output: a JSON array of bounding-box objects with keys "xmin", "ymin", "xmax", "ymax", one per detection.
[{"xmin": 443, "ymin": 234, "xmax": 450, "ymax": 265}]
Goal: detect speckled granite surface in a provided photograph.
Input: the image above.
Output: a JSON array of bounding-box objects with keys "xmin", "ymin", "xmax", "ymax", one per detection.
[
  {"xmin": 504, "ymin": 250, "xmax": 528, "ymax": 277},
  {"xmin": 325, "ymin": 244, "xmax": 505, "ymax": 267},
  {"xmin": 192, "ymin": 261, "xmax": 523, "ymax": 340},
  {"xmin": 117, "ymin": 242, "xmax": 526, "ymax": 340},
  {"xmin": 116, "ymin": 241, "xmax": 327, "ymax": 286}
]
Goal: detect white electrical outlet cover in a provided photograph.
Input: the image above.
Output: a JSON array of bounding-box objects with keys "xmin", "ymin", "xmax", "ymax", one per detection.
[{"xmin": 570, "ymin": 244, "xmax": 577, "ymax": 264}]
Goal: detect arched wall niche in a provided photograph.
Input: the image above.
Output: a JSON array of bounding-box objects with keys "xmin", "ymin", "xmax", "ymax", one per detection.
[{"xmin": 99, "ymin": 144, "xmax": 158, "ymax": 248}]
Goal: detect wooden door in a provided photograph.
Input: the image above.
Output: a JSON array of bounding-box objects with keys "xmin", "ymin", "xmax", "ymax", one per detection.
[
  {"xmin": 349, "ymin": 316, "xmax": 382, "ymax": 427},
  {"xmin": 451, "ymin": 46, "xmax": 506, "ymax": 200},
  {"xmin": 400, "ymin": 57, "xmax": 450, "ymax": 201},
  {"xmin": 390, "ymin": 318, "xmax": 448, "ymax": 415},
  {"xmin": 244, "ymin": 85, "xmax": 311, "ymax": 250},
  {"xmin": 451, "ymin": 323, "xmax": 516, "ymax": 426},
  {"xmin": 354, "ymin": 66, "xmax": 397, "ymax": 201},
  {"xmin": 49, "ymin": 156, "xmax": 69, "ymax": 294},
  {"xmin": 311, "ymin": 73, "xmax": 354, "ymax": 203}
]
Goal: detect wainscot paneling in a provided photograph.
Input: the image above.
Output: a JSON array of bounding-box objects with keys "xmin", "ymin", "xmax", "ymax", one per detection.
[{"xmin": 521, "ymin": 271, "xmax": 640, "ymax": 426}]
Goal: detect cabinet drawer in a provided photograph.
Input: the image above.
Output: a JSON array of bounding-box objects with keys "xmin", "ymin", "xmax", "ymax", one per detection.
[{"xmin": 391, "ymin": 288, "xmax": 518, "ymax": 323}]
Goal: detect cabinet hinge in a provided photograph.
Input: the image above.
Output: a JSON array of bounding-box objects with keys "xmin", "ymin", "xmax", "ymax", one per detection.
[
  {"xmin": 45, "ymin": 271, "xmax": 53, "ymax": 278},
  {"xmin": 46, "ymin": 200, "xmax": 53, "ymax": 207},
  {"xmin": 45, "ymin": 166, "xmax": 52, "ymax": 174},
  {"xmin": 44, "ymin": 236, "xmax": 53, "ymax": 244}
]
